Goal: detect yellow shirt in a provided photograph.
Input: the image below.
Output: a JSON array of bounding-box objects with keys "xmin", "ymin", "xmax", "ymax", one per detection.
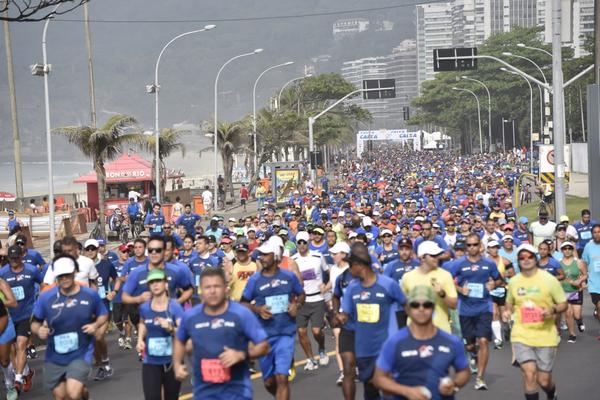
[
  {"xmin": 401, "ymin": 267, "xmax": 457, "ymax": 333},
  {"xmin": 229, "ymin": 261, "xmax": 258, "ymax": 301},
  {"xmin": 506, "ymin": 269, "xmax": 566, "ymax": 347}
]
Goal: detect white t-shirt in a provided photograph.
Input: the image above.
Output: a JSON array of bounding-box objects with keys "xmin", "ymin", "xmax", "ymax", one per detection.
[
  {"xmin": 202, "ymin": 190, "xmax": 213, "ymax": 205},
  {"xmin": 43, "ymin": 255, "xmax": 99, "ymax": 285},
  {"xmin": 292, "ymin": 251, "xmax": 328, "ymax": 303},
  {"xmin": 128, "ymin": 190, "xmax": 141, "ymax": 202},
  {"xmin": 529, "ymin": 220, "xmax": 557, "ymax": 247}
]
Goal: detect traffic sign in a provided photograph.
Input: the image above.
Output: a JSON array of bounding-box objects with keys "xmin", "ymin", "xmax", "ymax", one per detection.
[
  {"xmin": 539, "ymin": 144, "xmax": 570, "ymax": 173},
  {"xmin": 539, "ymin": 172, "xmax": 570, "ymax": 184},
  {"xmin": 433, "ymin": 48, "xmax": 477, "ymax": 72},
  {"xmin": 362, "ymin": 79, "xmax": 396, "ymax": 99}
]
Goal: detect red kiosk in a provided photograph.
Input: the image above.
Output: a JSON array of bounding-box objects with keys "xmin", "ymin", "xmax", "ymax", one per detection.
[{"xmin": 74, "ymin": 154, "xmax": 155, "ymax": 212}]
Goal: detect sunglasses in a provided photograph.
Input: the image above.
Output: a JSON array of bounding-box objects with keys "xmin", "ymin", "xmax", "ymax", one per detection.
[
  {"xmin": 85, "ymin": 246, "xmax": 98, "ymax": 251},
  {"xmin": 466, "ymin": 243, "xmax": 480, "ymax": 247},
  {"xmin": 382, "ymin": 234, "xmax": 393, "ymax": 238},
  {"xmin": 297, "ymin": 240, "xmax": 308, "ymax": 245},
  {"xmin": 518, "ymin": 254, "xmax": 535, "ymax": 261},
  {"xmin": 562, "ymin": 246, "xmax": 574, "ymax": 251},
  {"xmin": 163, "ymin": 226, "xmax": 172, "ymax": 229},
  {"xmin": 504, "ymin": 228, "xmax": 513, "ymax": 231},
  {"xmin": 148, "ymin": 247, "xmax": 164, "ymax": 254},
  {"xmin": 409, "ymin": 301, "xmax": 435, "ymax": 309}
]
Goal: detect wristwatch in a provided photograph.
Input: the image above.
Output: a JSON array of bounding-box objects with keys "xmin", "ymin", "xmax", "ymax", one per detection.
[{"xmin": 438, "ymin": 290, "xmax": 446, "ymax": 298}]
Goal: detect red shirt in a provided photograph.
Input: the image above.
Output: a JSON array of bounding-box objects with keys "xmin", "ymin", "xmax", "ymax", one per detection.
[{"xmin": 240, "ymin": 187, "xmax": 249, "ymax": 199}]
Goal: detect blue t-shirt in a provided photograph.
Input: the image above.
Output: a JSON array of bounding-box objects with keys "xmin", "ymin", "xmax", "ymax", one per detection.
[
  {"xmin": 139, "ymin": 299, "xmax": 184, "ymax": 365},
  {"xmin": 333, "ymin": 269, "xmax": 356, "ymax": 331},
  {"xmin": 144, "ymin": 213, "xmax": 165, "ymax": 233},
  {"xmin": 574, "ymin": 220, "xmax": 598, "ymax": 250},
  {"xmin": 583, "ymin": 241, "xmax": 600, "ymax": 294},
  {"xmin": 176, "ymin": 301, "xmax": 267, "ymax": 400},
  {"xmin": 241, "ymin": 268, "xmax": 304, "ymax": 337},
  {"xmin": 176, "ymin": 213, "xmax": 201, "ymax": 235},
  {"xmin": 178, "ymin": 250, "xmax": 199, "ymax": 267},
  {"xmin": 105, "ymin": 251, "xmax": 119, "ymax": 268},
  {"xmin": 95, "ymin": 259, "xmax": 117, "ymax": 301},
  {"xmin": 376, "ymin": 244, "xmax": 400, "ymax": 267},
  {"xmin": 0, "ymin": 263, "xmax": 42, "ymax": 322},
  {"xmin": 341, "ymin": 275, "xmax": 406, "ymax": 358},
  {"xmin": 122, "ymin": 264, "xmax": 192, "ymax": 298},
  {"xmin": 451, "ymin": 256, "xmax": 500, "ymax": 316},
  {"xmin": 122, "ymin": 257, "xmax": 149, "ymax": 276},
  {"xmin": 376, "ymin": 328, "xmax": 468, "ymax": 400},
  {"xmin": 113, "ymin": 261, "xmax": 126, "ymax": 304},
  {"xmin": 383, "ymin": 258, "xmax": 420, "ymax": 286},
  {"xmin": 309, "ymin": 241, "xmax": 328, "ymax": 255},
  {"xmin": 23, "ymin": 249, "xmax": 45, "ymax": 268},
  {"xmin": 33, "ymin": 286, "xmax": 107, "ymax": 365},
  {"xmin": 539, "ymin": 257, "xmax": 563, "ymax": 277},
  {"xmin": 190, "ymin": 254, "xmax": 220, "ymax": 297}
]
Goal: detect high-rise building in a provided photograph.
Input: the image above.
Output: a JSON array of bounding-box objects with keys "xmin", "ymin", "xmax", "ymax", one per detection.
[
  {"xmin": 484, "ymin": 0, "xmax": 541, "ymax": 38},
  {"xmin": 416, "ymin": 2, "xmax": 454, "ymax": 87},
  {"xmin": 543, "ymin": 0, "xmax": 594, "ymax": 57},
  {"xmin": 333, "ymin": 18, "xmax": 370, "ymax": 40},
  {"xmin": 341, "ymin": 57, "xmax": 389, "ymax": 121}
]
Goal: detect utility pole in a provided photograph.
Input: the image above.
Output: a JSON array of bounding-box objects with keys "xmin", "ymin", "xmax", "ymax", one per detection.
[
  {"xmin": 596, "ymin": 0, "xmax": 600, "ymax": 84},
  {"xmin": 83, "ymin": 2, "xmax": 97, "ymax": 129},
  {"xmin": 587, "ymin": 0, "xmax": 600, "ymax": 218},
  {"xmin": 3, "ymin": 1, "xmax": 24, "ymax": 211}
]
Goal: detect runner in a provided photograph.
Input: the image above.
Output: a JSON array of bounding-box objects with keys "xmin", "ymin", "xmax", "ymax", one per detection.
[
  {"xmin": 240, "ymin": 237, "xmax": 304, "ymax": 399},
  {"xmin": 31, "ymin": 255, "xmax": 108, "ymax": 400},
  {"xmin": 337, "ymin": 242, "xmax": 406, "ymax": 400},
  {"xmin": 486, "ymin": 240, "xmax": 515, "ymax": 350},
  {"xmin": 201, "ymin": 186, "xmax": 213, "ymax": 217},
  {"xmin": 144, "ymin": 203, "xmax": 165, "ymax": 235},
  {"xmin": 137, "ymin": 268, "xmax": 184, "ymax": 400},
  {"xmin": 175, "ymin": 204, "xmax": 202, "ymax": 236},
  {"xmin": 581, "ymin": 224, "xmax": 600, "ymax": 339},
  {"xmin": 227, "ymin": 242, "xmax": 258, "ymax": 302},
  {"xmin": 558, "ymin": 241, "xmax": 587, "ymax": 342},
  {"xmin": 574, "ymin": 209, "xmax": 597, "ymax": 258},
  {"xmin": 373, "ymin": 285, "xmax": 470, "ymax": 399},
  {"xmin": 42, "ymin": 236, "xmax": 99, "ymax": 290},
  {"xmin": 288, "ymin": 230, "xmax": 330, "ymax": 370},
  {"xmin": 503, "ymin": 243, "xmax": 566, "ymax": 400},
  {"xmin": 106, "ymin": 244, "xmax": 131, "ymax": 350}
]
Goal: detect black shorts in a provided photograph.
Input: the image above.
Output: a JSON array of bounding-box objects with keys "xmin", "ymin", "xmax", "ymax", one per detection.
[
  {"xmin": 460, "ymin": 313, "xmax": 493, "ymax": 341},
  {"xmin": 124, "ymin": 303, "xmax": 140, "ymax": 326},
  {"xmin": 356, "ymin": 356, "xmax": 377, "ymax": 383},
  {"xmin": 566, "ymin": 291, "xmax": 583, "ymax": 305},
  {"xmin": 339, "ymin": 328, "xmax": 355, "ymax": 354},
  {"xmin": 492, "ymin": 294, "xmax": 506, "ymax": 306},
  {"xmin": 241, "ymin": 199, "xmax": 246, "ymax": 205},
  {"xmin": 13, "ymin": 319, "xmax": 31, "ymax": 338},
  {"xmin": 590, "ymin": 292, "xmax": 600, "ymax": 307}
]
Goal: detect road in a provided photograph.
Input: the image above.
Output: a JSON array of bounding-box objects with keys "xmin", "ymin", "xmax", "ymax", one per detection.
[{"xmin": 16, "ymin": 298, "xmax": 600, "ymax": 400}]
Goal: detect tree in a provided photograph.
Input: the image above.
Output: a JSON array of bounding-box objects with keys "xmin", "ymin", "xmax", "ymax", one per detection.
[
  {"xmin": 53, "ymin": 115, "xmax": 141, "ymax": 235},
  {"xmin": 143, "ymin": 128, "xmax": 188, "ymax": 201},
  {"xmin": 1, "ymin": 0, "xmax": 87, "ymax": 22}
]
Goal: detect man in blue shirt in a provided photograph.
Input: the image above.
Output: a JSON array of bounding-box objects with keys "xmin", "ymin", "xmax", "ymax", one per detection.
[
  {"xmin": 173, "ymin": 268, "xmax": 269, "ymax": 400},
  {"xmin": 175, "ymin": 204, "xmax": 201, "ymax": 236},
  {"xmin": 373, "ymin": 285, "xmax": 469, "ymax": 399},
  {"xmin": 574, "ymin": 209, "xmax": 598, "ymax": 258},
  {"xmin": 582, "ymin": 224, "xmax": 600, "ymax": 338},
  {"xmin": 241, "ymin": 237, "xmax": 304, "ymax": 399},
  {"xmin": 126, "ymin": 197, "xmax": 141, "ymax": 222},
  {"xmin": 144, "ymin": 203, "xmax": 165, "ymax": 234},
  {"xmin": 31, "ymin": 255, "xmax": 108, "ymax": 400},
  {"xmin": 14, "ymin": 235, "xmax": 45, "ymax": 269},
  {"xmin": 451, "ymin": 233, "xmax": 502, "ymax": 390},
  {"xmin": 337, "ymin": 243, "xmax": 406, "ymax": 400},
  {"xmin": 0, "ymin": 245, "xmax": 41, "ymax": 393}
]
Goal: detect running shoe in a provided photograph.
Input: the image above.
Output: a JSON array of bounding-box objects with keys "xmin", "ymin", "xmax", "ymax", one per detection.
[
  {"xmin": 303, "ymin": 359, "xmax": 319, "ymax": 371},
  {"xmin": 6, "ymin": 387, "xmax": 18, "ymax": 400},
  {"xmin": 123, "ymin": 337, "xmax": 132, "ymax": 350},
  {"xmin": 577, "ymin": 321, "xmax": 585, "ymax": 332},
  {"xmin": 493, "ymin": 339, "xmax": 503, "ymax": 350},
  {"xmin": 103, "ymin": 364, "xmax": 113, "ymax": 377},
  {"xmin": 13, "ymin": 379, "xmax": 23, "ymax": 395},
  {"xmin": 560, "ymin": 321, "xmax": 568, "ymax": 331},
  {"xmin": 117, "ymin": 336, "xmax": 125, "ymax": 349},
  {"xmin": 288, "ymin": 366, "xmax": 296, "ymax": 382},
  {"xmin": 318, "ymin": 351, "xmax": 330, "ymax": 366},
  {"xmin": 94, "ymin": 367, "xmax": 109, "ymax": 381},
  {"xmin": 469, "ymin": 357, "xmax": 478, "ymax": 375},
  {"xmin": 336, "ymin": 371, "xmax": 344, "ymax": 386},
  {"xmin": 26, "ymin": 345, "xmax": 38, "ymax": 360},
  {"xmin": 474, "ymin": 377, "xmax": 488, "ymax": 390},
  {"xmin": 23, "ymin": 369, "xmax": 34, "ymax": 392},
  {"xmin": 568, "ymin": 335, "xmax": 577, "ymax": 343}
]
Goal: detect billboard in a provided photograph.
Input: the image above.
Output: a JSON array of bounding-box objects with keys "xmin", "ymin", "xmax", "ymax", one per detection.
[
  {"xmin": 274, "ymin": 169, "xmax": 301, "ymax": 204},
  {"xmin": 356, "ymin": 129, "xmax": 421, "ymax": 157}
]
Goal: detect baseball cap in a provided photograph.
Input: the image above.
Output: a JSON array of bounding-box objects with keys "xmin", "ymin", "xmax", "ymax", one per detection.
[
  {"xmin": 52, "ymin": 257, "xmax": 76, "ymax": 277},
  {"xmin": 228, "ymin": 217, "xmax": 236, "ymax": 223},
  {"xmin": 234, "ymin": 242, "xmax": 249, "ymax": 252},
  {"xmin": 559, "ymin": 215, "xmax": 569, "ymax": 223},
  {"xmin": 296, "ymin": 231, "xmax": 310, "ymax": 243},
  {"xmin": 146, "ymin": 268, "xmax": 166, "ymax": 283},
  {"xmin": 560, "ymin": 241, "xmax": 575, "ymax": 250},
  {"xmin": 15, "ymin": 235, "xmax": 27, "ymax": 245},
  {"xmin": 517, "ymin": 243, "xmax": 537, "ymax": 256},
  {"xmin": 362, "ymin": 216, "xmax": 372, "ymax": 226},
  {"xmin": 139, "ymin": 231, "xmax": 150, "ymax": 238},
  {"xmin": 312, "ymin": 227, "xmax": 325, "ymax": 235},
  {"xmin": 7, "ymin": 245, "xmax": 21, "ymax": 259},
  {"xmin": 257, "ymin": 238, "xmax": 282, "ymax": 258},
  {"xmin": 329, "ymin": 242, "xmax": 351, "ymax": 255},
  {"xmin": 501, "ymin": 235, "xmax": 514, "ymax": 242},
  {"xmin": 407, "ymin": 285, "xmax": 436, "ymax": 304},
  {"xmin": 118, "ymin": 244, "xmax": 129, "ymax": 252},
  {"xmin": 338, "ymin": 211, "xmax": 345, "ymax": 217},
  {"xmin": 380, "ymin": 229, "xmax": 393, "ymax": 237},
  {"xmin": 278, "ymin": 229, "xmax": 289, "ymax": 236},
  {"xmin": 417, "ymin": 241, "xmax": 444, "ymax": 257},
  {"xmin": 348, "ymin": 232, "xmax": 358, "ymax": 239},
  {"xmin": 97, "ymin": 238, "xmax": 106, "ymax": 246},
  {"xmin": 7, "ymin": 210, "xmax": 14, "ymax": 215},
  {"xmin": 518, "ymin": 216, "xmax": 529, "ymax": 224},
  {"xmin": 487, "ymin": 240, "xmax": 500, "ymax": 248},
  {"xmin": 398, "ymin": 238, "xmax": 413, "ymax": 248},
  {"xmin": 220, "ymin": 237, "xmax": 233, "ymax": 245},
  {"xmin": 84, "ymin": 239, "xmax": 99, "ymax": 249},
  {"xmin": 454, "ymin": 240, "xmax": 466, "ymax": 250}
]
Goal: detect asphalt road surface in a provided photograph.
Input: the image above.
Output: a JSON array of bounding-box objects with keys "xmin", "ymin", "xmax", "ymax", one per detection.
[{"xmin": 16, "ymin": 300, "xmax": 600, "ymax": 400}]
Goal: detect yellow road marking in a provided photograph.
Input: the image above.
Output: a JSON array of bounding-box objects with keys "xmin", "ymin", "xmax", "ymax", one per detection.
[{"xmin": 178, "ymin": 350, "xmax": 337, "ymax": 400}]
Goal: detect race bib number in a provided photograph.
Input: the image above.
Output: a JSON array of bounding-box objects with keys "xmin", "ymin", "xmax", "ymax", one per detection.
[
  {"xmin": 195, "ymin": 274, "xmax": 200, "ymax": 288},
  {"xmin": 11, "ymin": 286, "xmax": 24, "ymax": 301},
  {"xmin": 266, "ymin": 295, "xmax": 289, "ymax": 314},
  {"xmin": 467, "ymin": 283, "xmax": 484, "ymax": 299},
  {"xmin": 147, "ymin": 337, "xmax": 172, "ymax": 357},
  {"xmin": 581, "ymin": 231, "xmax": 592, "ymax": 240},
  {"xmin": 520, "ymin": 306, "xmax": 544, "ymax": 324},
  {"xmin": 98, "ymin": 286, "xmax": 106, "ymax": 299},
  {"xmin": 54, "ymin": 332, "xmax": 79, "ymax": 354},
  {"xmin": 201, "ymin": 359, "xmax": 231, "ymax": 383},
  {"xmin": 300, "ymin": 268, "xmax": 317, "ymax": 281},
  {"xmin": 593, "ymin": 260, "xmax": 600, "ymax": 273},
  {"xmin": 490, "ymin": 287, "xmax": 506, "ymax": 297},
  {"xmin": 356, "ymin": 303, "xmax": 380, "ymax": 323}
]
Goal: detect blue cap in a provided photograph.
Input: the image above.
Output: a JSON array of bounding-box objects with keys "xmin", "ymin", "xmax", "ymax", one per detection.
[
  {"xmin": 97, "ymin": 238, "xmax": 106, "ymax": 246},
  {"xmin": 518, "ymin": 216, "xmax": 528, "ymax": 224}
]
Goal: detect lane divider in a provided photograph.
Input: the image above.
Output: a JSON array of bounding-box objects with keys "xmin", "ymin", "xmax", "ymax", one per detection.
[{"xmin": 178, "ymin": 350, "xmax": 338, "ymax": 400}]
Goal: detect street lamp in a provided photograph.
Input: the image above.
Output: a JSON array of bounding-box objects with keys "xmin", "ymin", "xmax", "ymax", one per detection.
[
  {"xmin": 214, "ymin": 49, "xmax": 263, "ymax": 208},
  {"xmin": 149, "ymin": 24, "xmax": 216, "ymax": 203},
  {"xmin": 31, "ymin": 3, "xmax": 60, "ymax": 254},
  {"xmin": 500, "ymin": 67, "xmax": 533, "ymax": 170},
  {"xmin": 452, "ymin": 87, "xmax": 483, "ymax": 154},
  {"xmin": 516, "ymin": 43, "xmax": 552, "ymax": 57},
  {"xmin": 502, "ymin": 118, "xmax": 516, "ymax": 150},
  {"xmin": 461, "ymin": 76, "xmax": 492, "ymax": 152},
  {"xmin": 252, "ymin": 61, "xmax": 294, "ymax": 173},
  {"xmin": 277, "ymin": 74, "xmax": 312, "ymax": 110}
]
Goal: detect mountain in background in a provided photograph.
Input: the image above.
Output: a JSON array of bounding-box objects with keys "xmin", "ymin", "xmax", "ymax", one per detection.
[{"xmin": 0, "ymin": 0, "xmax": 416, "ymax": 162}]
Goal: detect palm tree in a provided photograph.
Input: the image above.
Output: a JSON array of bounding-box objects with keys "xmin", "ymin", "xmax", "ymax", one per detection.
[
  {"xmin": 201, "ymin": 120, "xmax": 248, "ymax": 202},
  {"xmin": 53, "ymin": 115, "xmax": 141, "ymax": 236},
  {"xmin": 143, "ymin": 128, "xmax": 188, "ymax": 201}
]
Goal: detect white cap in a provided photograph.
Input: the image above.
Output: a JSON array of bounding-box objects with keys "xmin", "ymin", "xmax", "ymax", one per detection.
[
  {"xmin": 487, "ymin": 240, "xmax": 500, "ymax": 248},
  {"xmin": 362, "ymin": 216, "xmax": 372, "ymax": 226},
  {"xmin": 415, "ymin": 216, "xmax": 425, "ymax": 222},
  {"xmin": 432, "ymin": 223, "xmax": 440, "ymax": 228},
  {"xmin": 320, "ymin": 209, "xmax": 328, "ymax": 214},
  {"xmin": 380, "ymin": 229, "xmax": 393, "ymax": 237},
  {"xmin": 517, "ymin": 243, "xmax": 537, "ymax": 256},
  {"xmin": 228, "ymin": 217, "xmax": 236, "ymax": 222},
  {"xmin": 373, "ymin": 210, "xmax": 380, "ymax": 216},
  {"xmin": 501, "ymin": 235, "xmax": 514, "ymax": 242},
  {"xmin": 84, "ymin": 239, "xmax": 99, "ymax": 248},
  {"xmin": 296, "ymin": 231, "xmax": 310, "ymax": 242},
  {"xmin": 293, "ymin": 190, "xmax": 299, "ymax": 194},
  {"xmin": 348, "ymin": 231, "xmax": 358, "ymax": 239},
  {"xmin": 52, "ymin": 257, "xmax": 76, "ymax": 277},
  {"xmin": 257, "ymin": 238, "xmax": 282, "ymax": 258},
  {"xmin": 330, "ymin": 242, "xmax": 351, "ymax": 254},
  {"xmin": 417, "ymin": 240, "xmax": 444, "ymax": 257},
  {"xmin": 338, "ymin": 211, "xmax": 345, "ymax": 217},
  {"xmin": 560, "ymin": 241, "xmax": 575, "ymax": 250}
]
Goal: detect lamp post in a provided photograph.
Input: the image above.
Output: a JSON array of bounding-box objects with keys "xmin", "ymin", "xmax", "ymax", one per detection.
[
  {"xmin": 501, "ymin": 119, "xmax": 507, "ymax": 152},
  {"xmin": 500, "ymin": 67, "xmax": 534, "ymax": 170},
  {"xmin": 253, "ymin": 61, "xmax": 294, "ymax": 174},
  {"xmin": 461, "ymin": 76, "xmax": 492, "ymax": 151},
  {"xmin": 277, "ymin": 74, "xmax": 312, "ymax": 110},
  {"xmin": 516, "ymin": 43, "xmax": 552, "ymax": 57},
  {"xmin": 148, "ymin": 25, "xmax": 215, "ymax": 203},
  {"xmin": 452, "ymin": 87, "xmax": 483, "ymax": 153},
  {"xmin": 31, "ymin": 3, "xmax": 60, "ymax": 254},
  {"xmin": 214, "ymin": 49, "xmax": 263, "ymax": 209}
]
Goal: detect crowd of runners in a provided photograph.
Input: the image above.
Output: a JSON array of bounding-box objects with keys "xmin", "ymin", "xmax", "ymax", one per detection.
[{"xmin": 0, "ymin": 146, "xmax": 599, "ymax": 400}]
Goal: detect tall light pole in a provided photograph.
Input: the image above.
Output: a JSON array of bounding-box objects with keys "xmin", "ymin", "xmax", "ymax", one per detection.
[
  {"xmin": 501, "ymin": 119, "xmax": 507, "ymax": 152},
  {"xmin": 461, "ymin": 76, "xmax": 492, "ymax": 151},
  {"xmin": 253, "ymin": 61, "xmax": 294, "ymax": 174},
  {"xmin": 214, "ymin": 49, "xmax": 263, "ymax": 207},
  {"xmin": 31, "ymin": 3, "xmax": 60, "ymax": 254},
  {"xmin": 277, "ymin": 74, "xmax": 312, "ymax": 110},
  {"xmin": 452, "ymin": 87, "xmax": 483, "ymax": 153},
  {"xmin": 516, "ymin": 43, "xmax": 552, "ymax": 57},
  {"xmin": 501, "ymin": 67, "xmax": 534, "ymax": 171},
  {"xmin": 148, "ymin": 25, "xmax": 216, "ymax": 203}
]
